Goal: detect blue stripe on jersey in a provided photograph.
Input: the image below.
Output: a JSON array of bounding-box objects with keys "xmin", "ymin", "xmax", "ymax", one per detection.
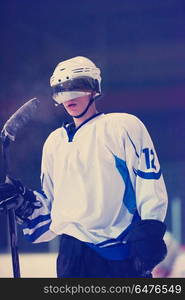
[
  {"xmin": 38, "ymin": 189, "xmax": 47, "ymax": 199},
  {"xmin": 114, "ymin": 155, "xmax": 136, "ymax": 214},
  {"xmin": 22, "ymin": 214, "xmax": 51, "ymax": 229},
  {"xmin": 96, "ymin": 210, "xmax": 141, "ymax": 248},
  {"xmin": 86, "ymin": 241, "xmax": 130, "ymax": 260},
  {"xmin": 24, "ymin": 221, "xmax": 52, "ymax": 242},
  {"xmin": 133, "ymin": 168, "xmax": 161, "ymax": 180},
  {"xmin": 86, "ymin": 212, "xmax": 141, "ymax": 260},
  {"xmin": 126, "ymin": 131, "xmax": 139, "ymax": 158},
  {"xmin": 117, "ymin": 210, "xmax": 141, "ymax": 241}
]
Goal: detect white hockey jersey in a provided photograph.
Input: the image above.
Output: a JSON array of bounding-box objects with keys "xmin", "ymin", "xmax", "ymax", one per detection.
[{"xmin": 21, "ymin": 112, "xmax": 168, "ymax": 259}]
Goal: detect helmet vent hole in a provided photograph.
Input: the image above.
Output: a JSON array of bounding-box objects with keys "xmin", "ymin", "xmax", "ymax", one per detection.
[
  {"xmin": 66, "ymin": 76, "xmax": 69, "ymax": 79},
  {"xmin": 58, "ymin": 79, "xmax": 61, "ymax": 82}
]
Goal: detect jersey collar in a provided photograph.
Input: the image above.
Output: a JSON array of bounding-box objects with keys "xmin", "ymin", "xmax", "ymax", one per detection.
[{"xmin": 63, "ymin": 112, "xmax": 104, "ymax": 142}]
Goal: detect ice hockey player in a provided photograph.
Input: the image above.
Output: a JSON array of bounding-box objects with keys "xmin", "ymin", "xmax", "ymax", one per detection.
[{"xmin": 0, "ymin": 56, "xmax": 168, "ymax": 278}]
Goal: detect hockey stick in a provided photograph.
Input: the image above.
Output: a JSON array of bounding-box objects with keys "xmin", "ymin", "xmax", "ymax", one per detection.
[{"xmin": 0, "ymin": 97, "xmax": 40, "ymax": 278}]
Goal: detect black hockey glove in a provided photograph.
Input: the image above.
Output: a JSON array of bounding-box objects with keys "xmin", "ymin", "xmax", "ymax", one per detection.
[
  {"xmin": 127, "ymin": 219, "xmax": 167, "ymax": 276},
  {"xmin": 0, "ymin": 176, "xmax": 42, "ymax": 222}
]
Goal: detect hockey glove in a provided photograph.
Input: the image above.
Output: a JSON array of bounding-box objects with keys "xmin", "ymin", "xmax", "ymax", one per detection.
[
  {"xmin": 0, "ymin": 176, "xmax": 42, "ymax": 221},
  {"xmin": 127, "ymin": 219, "xmax": 167, "ymax": 276}
]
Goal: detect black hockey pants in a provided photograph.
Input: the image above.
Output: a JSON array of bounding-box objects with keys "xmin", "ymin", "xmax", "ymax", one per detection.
[{"xmin": 56, "ymin": 234, "xmax": 152, "ymax": 278}]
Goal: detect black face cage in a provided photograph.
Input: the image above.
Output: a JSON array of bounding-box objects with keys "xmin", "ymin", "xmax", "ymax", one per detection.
[{"xmin": 52, "ymin": 76, "xmax": 100, "ymax": 95}]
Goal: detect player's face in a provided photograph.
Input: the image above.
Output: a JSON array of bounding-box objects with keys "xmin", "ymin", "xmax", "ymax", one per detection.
[{"xmin": 63, "ymin": 94, "xmax": 91, "ymax": 117}]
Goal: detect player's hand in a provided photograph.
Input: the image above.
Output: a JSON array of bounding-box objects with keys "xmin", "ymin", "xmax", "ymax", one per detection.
[
  {"xmin": 131, "ymin": 238, "xmax": 167, "ymax": 276},
  {"xmin": 0, "ymin": 176, "xmax": 42, "ymax": 220},
  {"xmin": 0, "ymin": 177, "xmax": 24, "ymax": 211},
  {"xmin": 127, "ymin": 219, "xmax": 167, "ymax": 275}
]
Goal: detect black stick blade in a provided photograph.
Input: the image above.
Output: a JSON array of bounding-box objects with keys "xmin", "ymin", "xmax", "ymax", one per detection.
[{"xmin": 1, "ymin": 98, "xmax": 40, "ymax": 142}]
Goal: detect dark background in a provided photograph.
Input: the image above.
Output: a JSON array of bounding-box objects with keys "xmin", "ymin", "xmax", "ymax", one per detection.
[{"xmin": 0, "ymin": 0, "xmax": 185, "ymax": 253}]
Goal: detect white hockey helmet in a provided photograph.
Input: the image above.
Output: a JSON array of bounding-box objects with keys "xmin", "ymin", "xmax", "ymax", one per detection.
[{"xmin": 50, "ymin": 56, "xmax": 102, "ymax": 104}]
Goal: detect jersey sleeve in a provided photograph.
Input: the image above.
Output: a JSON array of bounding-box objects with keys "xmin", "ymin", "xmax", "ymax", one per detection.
[
  {"xmin": 20, "ymin": 136, "xmax": 57, "ymax": 243},
  {"xmin": 123, "ymin": 115, "xmax": 168, "ymax": 221}
]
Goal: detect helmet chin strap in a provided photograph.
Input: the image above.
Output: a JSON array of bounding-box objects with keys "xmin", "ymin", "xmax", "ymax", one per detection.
[{"xmin": 72, "ymin": 96, "xmax": 95, "ymax": 119}]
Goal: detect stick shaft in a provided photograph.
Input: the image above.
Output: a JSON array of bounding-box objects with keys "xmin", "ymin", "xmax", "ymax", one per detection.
[
  {"xmin": 8, "ymin": 209, "xmax": 20, "ymax": 277},
  {"xmin": 2, "ymin": 138, "xmax": 10, "ymax": 176},
  {"xmin": 1, "ymin": 141, "xmax": 21, "ymax": 278}
]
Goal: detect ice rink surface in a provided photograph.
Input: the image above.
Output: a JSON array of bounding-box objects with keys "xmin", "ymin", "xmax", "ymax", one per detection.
[
  {"xmin": 1, "ymin": 252, "xmax": 185, "ymax": 278},
  {"xmin": 0, "ymin": 253, "xmax": 58, "ymax": 278}
]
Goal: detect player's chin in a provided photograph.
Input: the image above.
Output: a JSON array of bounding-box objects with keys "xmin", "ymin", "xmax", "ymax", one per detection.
[{"xmin": 66, "ymin": 109, "xmax": 80, "ymax": 117}]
